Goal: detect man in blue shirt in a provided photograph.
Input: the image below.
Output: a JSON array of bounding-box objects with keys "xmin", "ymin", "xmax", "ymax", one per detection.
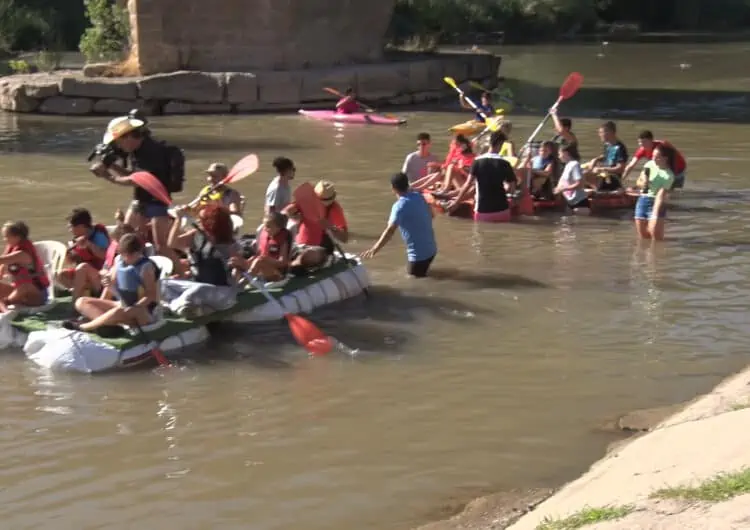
[{"xmin": 361, "ymin": 172, "xmax": 437, "ymax": 277}]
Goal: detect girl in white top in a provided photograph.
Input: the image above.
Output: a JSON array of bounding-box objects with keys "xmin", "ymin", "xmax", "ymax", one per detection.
[{"xmin": 554, "ymin": 144, "xmax": 590, "ymax": 210}]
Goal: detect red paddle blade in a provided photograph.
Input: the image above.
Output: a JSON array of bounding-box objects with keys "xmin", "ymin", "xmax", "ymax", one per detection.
[
  {"xmin": 286, "ymin": 313, "xmax": 333, "ymax": 355},
  {"xmin": 559, "ymin": 72, "xmax": 583, "ymax": 101},
  {"xmin": 151, "ymin": 346, "xmax": 170, "ymax": 366},
  {"xmin": 293, "ymin": 182, "xmax": 326, "ymax": 224},
  {"xmin": 225, "ymin": 153, "xmax": 259, "ymax": 185},
  {"xmin": 131, "ymin": 171, "xmax": 172, "ymax": 206}
]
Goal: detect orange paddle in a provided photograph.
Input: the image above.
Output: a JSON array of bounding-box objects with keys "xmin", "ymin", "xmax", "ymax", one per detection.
[
  {"xmin": 243, "ymin": 272, "xmax": 333, "ymax": 356},
  {"xmin": 130, "ymin": 171, "xmax": 172, "ymax": 206},
  {"xmin": 323, "ymin": 87, "xmax": 400, "ymax": 120},
  {"xmin": 518, "ymin": 72, "xmax": 584, "ymax": 216},
  {"xmin": 189, "ymin": 153, "xmax": 259, "ymax": 207}
]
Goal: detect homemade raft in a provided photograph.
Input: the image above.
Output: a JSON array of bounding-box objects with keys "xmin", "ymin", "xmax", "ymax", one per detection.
[{"xmin": 0, "ymin": 258, "xmax": 369, "ymax": 374}]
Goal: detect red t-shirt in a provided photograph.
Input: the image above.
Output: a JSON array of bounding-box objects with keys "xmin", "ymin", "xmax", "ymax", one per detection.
[
  {"xmin": 634, "ymin": 140, "xmax": 686, "ymax": 174},
  {"xmin": 296, "ymin": 202, "xmax": 348, "ymax": 246}
]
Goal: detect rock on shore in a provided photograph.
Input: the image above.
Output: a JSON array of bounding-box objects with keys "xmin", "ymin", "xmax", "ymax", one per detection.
[{"xmin": 0, "ymin": 52, "xmax": 501, "ymax": 116}]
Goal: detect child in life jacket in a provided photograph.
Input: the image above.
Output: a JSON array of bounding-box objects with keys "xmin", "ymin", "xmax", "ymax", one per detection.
[
  {"xmin": 0, "ymin": 221, "xmax": 49, "ymax": 310},
  {"xmin": 229, "ymin": 212, "xmax": 290, "ymax": 282},
  {"xmin": 63, "ymin": 233, "xmax": 160, "ymax": 332},
  {"xmin": 57, "ymin": 208, "xmax": 110, "ymax": 299}
]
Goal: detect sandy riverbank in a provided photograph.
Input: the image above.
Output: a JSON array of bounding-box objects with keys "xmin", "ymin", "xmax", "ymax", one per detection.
[{"xmin": 416, "ymin": 363, "xmax": 750, "ymax": 530}]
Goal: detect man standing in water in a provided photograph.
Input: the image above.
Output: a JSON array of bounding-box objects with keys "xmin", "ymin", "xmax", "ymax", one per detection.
[
  {"xmin": 361, "ymin": 172, "xmax": 437, "ymax": 278},
  {"xmin": 401, "ymin": 132, "xmax": 439, "ymax": 183},
  {"xmin": 90, "ymin": 114, "xmax": 184, "ymax": 265}
]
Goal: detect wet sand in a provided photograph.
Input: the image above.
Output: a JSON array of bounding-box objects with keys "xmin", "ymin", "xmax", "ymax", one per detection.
[{"xmin": 416, "ymin": 364, "xmax": 750, "ymax": 529}]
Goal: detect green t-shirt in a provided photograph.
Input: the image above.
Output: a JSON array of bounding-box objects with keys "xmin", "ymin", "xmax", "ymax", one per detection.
[{"xmin": 643, "ymin": 160, "xmax": 674, "ymax": 197}]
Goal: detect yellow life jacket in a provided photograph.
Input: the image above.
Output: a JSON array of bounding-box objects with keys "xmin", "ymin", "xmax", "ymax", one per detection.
[
  {"xmin": 499, "ymin": 142, "xmax": 513, "ymax": 157},
  {"xmin": 199, "ymin": 185, "xmax": 226, "ymax": 204}
]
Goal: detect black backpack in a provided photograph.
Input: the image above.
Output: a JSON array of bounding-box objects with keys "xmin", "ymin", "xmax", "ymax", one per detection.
[{"xmin": 161, "ymin": 141, "xmax": 185, "ymax": 193}]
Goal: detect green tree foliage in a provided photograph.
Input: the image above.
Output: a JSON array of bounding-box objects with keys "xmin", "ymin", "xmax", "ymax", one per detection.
[
  {"xmin": 388, "ymin": 0, "xmax": 750, "ymax": 43},
  {"xmin": 79, "ymin": 0, "xmax": 129, "ymax": 62},
  {"xmin": 0, "ymin": 0, "xmax": 86, "ymax": 55}
]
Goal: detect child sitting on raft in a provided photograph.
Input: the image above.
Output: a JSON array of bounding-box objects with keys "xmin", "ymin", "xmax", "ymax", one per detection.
[
  {"xmin": 57, "ymin": 208, "xmax": 110, "ymax": 300},
  {"xmin": 167, "ymin": 203, "xmax": 241, "ymax": 286},
  {"xmin": 229, "ymin": 212, "xmax": 291, "ymax": 283},
  {"xmin": 412, "ymin": 135, "xmax": 475, "ymax": 195},
  {"xmin": 0, "ymin": 221, "xmax": 49, "ymax": 310},
  {"xmin": 63, "ymin": 233, "xmax": 160, "ymax": 333}
]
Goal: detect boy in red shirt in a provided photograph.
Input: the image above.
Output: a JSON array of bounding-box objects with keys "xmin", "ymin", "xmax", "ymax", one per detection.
[{"xmin": 623, "ymin": 130, "xmax": 687, "ymax": 189}]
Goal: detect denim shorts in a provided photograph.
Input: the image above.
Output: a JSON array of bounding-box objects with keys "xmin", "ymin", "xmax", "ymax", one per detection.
[
  {"xmin": 131, "ymin": 200, "xmax": 169, "ymax": 219},
  {"xmin": 672, "ymin": 172, "xmax": 686, "ymax": 190},
  {"xmin": 634, "ymin": 195, "xmax": 666, "ymax": 220}
]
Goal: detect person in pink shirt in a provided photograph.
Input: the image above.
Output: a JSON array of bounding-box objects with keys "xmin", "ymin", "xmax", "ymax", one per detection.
[{"xmin": 335, "ymin": 87, "xmax": 360, "ymax": 114}]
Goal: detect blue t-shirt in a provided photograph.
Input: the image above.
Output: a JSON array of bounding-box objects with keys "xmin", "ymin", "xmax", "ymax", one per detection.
[
  {"xmin": 602, "ymin": 141, "xmax": 628, "ymax": 168},
  {"xmin": 388, "ymin": 191, "xmax": 437, "ymax": 262},
  {"xmin": 475, "ymin": 103, "xmax": 494, "ymax": 122}
]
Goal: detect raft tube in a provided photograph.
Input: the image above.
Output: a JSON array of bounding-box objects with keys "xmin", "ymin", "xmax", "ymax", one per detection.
[
  {"xmin": 298, "ymin": 109, "xmax": 406, "ymax": 126},
  {"xmin": 0, "ymin": 257, "xmax": 370, "ymax": 374}
]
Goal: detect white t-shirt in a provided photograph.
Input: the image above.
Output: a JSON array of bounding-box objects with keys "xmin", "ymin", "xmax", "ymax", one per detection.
[
  {"xmin": 265, "ymin": 176, "xmax": 291, "ymax": 211},
  {"xmin": 558, "ymin": 160, "xmax": 587, "ymax": 205},
  {"xmin": 401, "ymin": 151, "xmax": 439, "ymax": 183}
]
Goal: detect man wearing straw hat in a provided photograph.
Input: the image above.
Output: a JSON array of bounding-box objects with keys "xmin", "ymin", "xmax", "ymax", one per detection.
[{"xmin": 90, "ymin": 114, "xmax": 184, "ymax": 265}]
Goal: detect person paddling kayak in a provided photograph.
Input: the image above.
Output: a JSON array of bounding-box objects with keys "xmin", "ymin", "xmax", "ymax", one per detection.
[
  {"xmin": 335, "ymin": 87, "xmax": 360, "ymax": 114},
  {"xmin": 460, "ymin": 91, "xmax": 494, "ymax": 123},
  {"xmin": 622, "ymin": 130, "xmax": 687, "ymax": 190}
]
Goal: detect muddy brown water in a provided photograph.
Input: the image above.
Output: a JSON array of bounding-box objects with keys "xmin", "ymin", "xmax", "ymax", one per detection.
[{"xmin": 1, "ymin": 43, "xmax": 750, "ymax": 530}]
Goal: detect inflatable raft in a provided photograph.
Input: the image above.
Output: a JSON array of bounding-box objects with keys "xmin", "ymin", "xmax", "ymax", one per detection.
[
  {"xmin": 0, "ymin": 258, "xmax": 369, "ymax": 374},
  {"xmin": 298, "ymin": 109, "xmax": 406, "ymax": 126}
]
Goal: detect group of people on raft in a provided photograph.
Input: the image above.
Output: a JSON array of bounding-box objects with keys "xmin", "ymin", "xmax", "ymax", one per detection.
[
  {"xmin": 0, "ymin": 113, "xmax": 351, "ymax": 337},
  {"xmin": 397, "ymin": 91, "xmax": 687, "ymax": 243}
]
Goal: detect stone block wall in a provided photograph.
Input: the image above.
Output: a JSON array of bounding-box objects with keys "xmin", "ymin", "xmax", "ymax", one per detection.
[
  {"xmin": 129, "ymin": 0, "xmax": 397, "ymax": 75},
  {"xmin": 0, "ymin": 52, "xmax": 502, "ymax": 116}
]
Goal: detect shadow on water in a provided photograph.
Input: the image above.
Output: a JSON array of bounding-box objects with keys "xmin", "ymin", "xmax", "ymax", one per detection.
[{"xmin": 427, "ymin": 267, "xmax": 549, "ymax": 289}]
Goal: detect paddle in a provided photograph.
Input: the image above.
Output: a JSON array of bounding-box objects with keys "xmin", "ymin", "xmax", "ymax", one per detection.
[
  {"xmin": 130, "ymin": 171, "xmax": 172, "ymax": 206},
  {"xmin": 443, "ymin": 76, "xmax": 491, "ymax": 122},
  {"xmin": 524, "ymin": 72, "xmax": 583, "ymax": 148},
  {"xmin": 323, "ymin": 87, "xmax": 400, "ymax": 120},
  {"xmin": 292, "ymin": 182, "xmax": 370, "ymax": 298},
  {"xmin": 517, "ymin": 72, "xmax": 584, "ymax": 216},
  {"xmin": 242, "ymin": 272, "xmax": 332, "ymax": 356},
  {"xmin": 189, "ymin": 153, "xmax": 259, "ymax": 208}
]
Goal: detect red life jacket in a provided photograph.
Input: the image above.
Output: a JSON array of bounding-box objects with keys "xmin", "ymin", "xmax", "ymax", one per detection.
[
  {"xmin": 5, "ymin": 239, "xmax": 50, "ymax": 290},
  {"xmin": 104, "ymin": 239, "xmax": 119, "ymax": 269},
  {"xmin": 68, "ymin": 224, "xmax": 110, "ymax": 270},
  {"xmin": 257, "ymin": 227, "xmax": 290, "ymax": 260}
]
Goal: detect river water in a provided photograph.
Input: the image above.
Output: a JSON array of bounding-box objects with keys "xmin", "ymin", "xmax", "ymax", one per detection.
[{"xmin": 1, "ymin": 43, "xmax": 750, "ymax": 530}]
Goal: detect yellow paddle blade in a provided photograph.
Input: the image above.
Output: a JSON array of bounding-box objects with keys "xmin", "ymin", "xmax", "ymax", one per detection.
[
  {"xmin": 495, "ymin": 109, "xmax": 504, "ymax": 115},
  {"xmin": 503, "ymin": 156, "xmax": 518, "ymax": 167},
  {"xmin": 484, "ymin": 116, "xmax": 503, "ymax": 131},
  {"xmin": 443, "ymin": 76, "xmax": 458, "ymax": 89}
]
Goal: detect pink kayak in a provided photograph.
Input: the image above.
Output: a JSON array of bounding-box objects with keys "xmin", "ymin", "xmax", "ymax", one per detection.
[{"xmin": 298, "ymin": 109, "xmax": 406, "ymax": 126}]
